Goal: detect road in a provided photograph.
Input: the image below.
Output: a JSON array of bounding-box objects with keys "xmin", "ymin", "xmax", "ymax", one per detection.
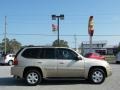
[{"xmin": 0, "ymin": 64, "xmax": 120, "ymax": 90}]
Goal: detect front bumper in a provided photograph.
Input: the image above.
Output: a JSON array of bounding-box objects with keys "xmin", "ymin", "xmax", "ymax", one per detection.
[{"xmin": 106, "ymin": 65, "xmax": 112, "ymax": 77}]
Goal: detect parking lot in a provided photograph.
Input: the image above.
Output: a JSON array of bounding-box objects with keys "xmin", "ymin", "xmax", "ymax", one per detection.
[{"xmin": 0, "ymin": 64, "xmax": 120, "ymax": 90}]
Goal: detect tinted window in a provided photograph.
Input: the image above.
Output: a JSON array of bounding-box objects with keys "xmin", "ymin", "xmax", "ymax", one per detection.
[
  {"xmin": 43, "ymin": 48, "xmax": 55, "ymax": 59},
  {"xmin": 56, "ymin": 48, "xmax": 77, "ymax": 60},
  {"xmin": 22, "ymin": 48, "xmax": 55, "ymax": 59},
  {"xmin": 9, "ymin": 55, "xmax": 12, "ymax": 57},
  {"xmin": 22, "ymin": 48, "xmax": 43, "ymax": 59},
  {"xmin": 12, "ymin": 55, "xmax": 15, "ymax": 57}
]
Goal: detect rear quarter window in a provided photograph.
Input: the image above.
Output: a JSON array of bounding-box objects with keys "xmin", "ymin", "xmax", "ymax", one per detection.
[{"xmin": 21, "ymin": 48, "xmax": 43, "ymax": 59}]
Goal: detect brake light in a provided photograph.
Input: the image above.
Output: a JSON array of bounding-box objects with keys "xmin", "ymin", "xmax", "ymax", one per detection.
[{"xmin": 13, "ymin": 58, "xmax": 18, "ymax": 65}]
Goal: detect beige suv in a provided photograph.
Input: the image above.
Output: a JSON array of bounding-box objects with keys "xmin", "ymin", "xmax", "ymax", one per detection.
[{"xmin": 11, "ymin": 47, "xmax": 112, "ymax": 86}]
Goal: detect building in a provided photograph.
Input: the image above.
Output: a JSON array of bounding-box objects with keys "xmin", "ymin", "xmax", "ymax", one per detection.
[{"xmin": 81, "ymin": 41, "xmax": 115, "ymax": 55}]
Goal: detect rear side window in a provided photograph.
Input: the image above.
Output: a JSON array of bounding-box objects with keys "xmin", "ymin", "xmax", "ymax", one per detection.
[
  {"xmin": 43, "ymin": 48, "xmax": 55, "ymax": 59},
  {"xmin": 12, "ymin": 55, "xmax": 15, "ymax": 57},
  {"xmin": 9, "ymin": 55, "xmax": 12, "ymax": 57},
  {"xmin": 21, "ymin": 48, "xmax": 55, "ymax": 59},
  {"xmin": 22, "ymin": 48, "xmax": 43, "ymax": 59}
]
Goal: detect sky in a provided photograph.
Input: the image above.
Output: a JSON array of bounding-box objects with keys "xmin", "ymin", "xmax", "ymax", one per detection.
[{"xmin": 0, "ymin": 0, "xmax": 120, "ymax": 48}]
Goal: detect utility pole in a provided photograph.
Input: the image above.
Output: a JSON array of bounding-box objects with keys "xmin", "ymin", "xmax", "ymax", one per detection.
[{"xmin": 4, "ymin": 16, "xmax": 7, "ymax": 55}]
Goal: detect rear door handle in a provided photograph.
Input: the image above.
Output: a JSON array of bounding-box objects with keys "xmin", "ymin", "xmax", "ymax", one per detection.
[
  {"xmin": 59, "ymin": 62, "xmax": 64, "ymax": 64},
  {"xmin": 37, "ymin": 62, "xmax": 42, "ymax": 63}
]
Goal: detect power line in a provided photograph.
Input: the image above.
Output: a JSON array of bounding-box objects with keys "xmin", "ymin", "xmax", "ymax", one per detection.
[{"xmin": 0, "ymin": 33, "xmax": 120, "ymax": 37}]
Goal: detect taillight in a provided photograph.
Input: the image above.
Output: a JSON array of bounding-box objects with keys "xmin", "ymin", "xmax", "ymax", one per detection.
[{"xmin": 13, "ymin": 58, "xmax": 18, "ymax": 65}]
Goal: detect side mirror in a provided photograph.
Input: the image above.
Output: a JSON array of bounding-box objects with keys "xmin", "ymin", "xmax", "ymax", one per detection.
[
  {"xmin": 75, "ymin": 56, "xmax": 82, "ymax": 61},
  {"xmin": 78, "ymin": 56, "xmax": 82, "ymax": 60}
]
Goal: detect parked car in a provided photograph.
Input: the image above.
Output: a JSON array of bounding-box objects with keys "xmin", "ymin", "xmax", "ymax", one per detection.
[
  {"xmin": 116, "ymin": 52, "xmax": 120, "ymax": 63},
  {"xmin": 84, "ymin": 53, "xmax": 105, "ymax": 60},
  {"xmin": 0, "ymin": 54, "xmax": 15, "ymax": 65},
  {"xmin": 11, "ymin": 46, "xmax": 112, "ymax": 86}
]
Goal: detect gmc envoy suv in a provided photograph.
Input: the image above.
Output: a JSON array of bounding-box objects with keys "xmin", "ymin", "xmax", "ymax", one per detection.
[{"xmin": 11, "ymin": 46, "xmax": 112, "ymax": 86}]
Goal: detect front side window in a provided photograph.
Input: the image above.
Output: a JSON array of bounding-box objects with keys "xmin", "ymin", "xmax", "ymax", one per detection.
[{"xmin": 57, "ymin": 48, "xmax": 77, "ymax": 60}]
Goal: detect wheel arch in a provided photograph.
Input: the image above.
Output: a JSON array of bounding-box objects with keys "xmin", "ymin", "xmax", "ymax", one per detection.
[
  {"xmin": 23, "ymin": 66, "xmax": 43, "ymax": 78},
  {"xmin": 8, "ymin": 60, "xmax": 14, "ymax": 65},
  {"xmin": 88, "ymin": 66, "xmax": 107, "ymax": 77},
  {"xmin": 8, "ymin": 60, "xmax": 13, "ymax": 62}
]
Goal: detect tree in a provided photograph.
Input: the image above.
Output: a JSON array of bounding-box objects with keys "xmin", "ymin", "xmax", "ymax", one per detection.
[
  {"xmin": 0, "ymin": 38, "xmax": 10, "ymax": 53},
  {"xmin": 9, "ymin": 39, "xmax": 21, "ymax": 53},
  {"xmin": 0, "ymin": 38, "xmax": 21, "ymax": 54},
  {"xmin": 52, "ymin": 39, "xmax": 69, "ymax": 47}
]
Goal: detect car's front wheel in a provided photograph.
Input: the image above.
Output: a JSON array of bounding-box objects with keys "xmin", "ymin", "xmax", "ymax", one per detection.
[
  {"xmin": 25, "ymin": 70, "xmax": 42, "ymax": 86},
  {"xmin": 89, "ymin": 68, "xmax": 105, "ymax": 84}
]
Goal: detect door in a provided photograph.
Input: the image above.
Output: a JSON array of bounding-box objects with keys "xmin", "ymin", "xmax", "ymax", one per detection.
[
  {"xmin": 41, "ymin": 48, "xmax": 57, "ymax": 77},
  {"xmin": 56, "ymin": 48, "xmax": 85, "ymax": 77},
  {"xmin": 22, "ymin": 48, "xmax": 58, "ymax": 78}
]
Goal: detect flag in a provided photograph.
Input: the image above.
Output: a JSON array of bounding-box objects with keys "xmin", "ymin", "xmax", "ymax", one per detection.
[{"xmin": 52, "ymin": 24, "xmax": 57, "ymax": 32}]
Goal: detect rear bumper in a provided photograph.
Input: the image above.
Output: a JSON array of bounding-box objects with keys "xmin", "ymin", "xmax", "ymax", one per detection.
[
  {"xmin": 11, "ymin": 66, "xmax": 24, "ymax": 78},
  {"xmin": 0, "ymin": 59, "xmax": 9, "ymax": 64},
  {"xmin": 0, "ymin": 60, "xmax": 6, "ymax": 64}
]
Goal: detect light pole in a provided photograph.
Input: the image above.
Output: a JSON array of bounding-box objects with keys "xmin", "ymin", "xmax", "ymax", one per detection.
[{"xmin": 52, "ymin": 14, "xmax": 64, "ymax": 46}]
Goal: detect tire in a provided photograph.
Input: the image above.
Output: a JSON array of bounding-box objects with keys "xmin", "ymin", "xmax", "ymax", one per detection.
[
  {"xmin": 8, "ymin": 60, "xmax": 13, "ymax": 66},
  {"xmin": 25, "ymin": 70, "xmax": 42, "ymax": 86},
  {"xmin": 89, "ymin": 68, "xmax": 105, "ymax": 84}
]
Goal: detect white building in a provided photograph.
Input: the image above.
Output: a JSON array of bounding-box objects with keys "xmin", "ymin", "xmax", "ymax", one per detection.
[{"xmin": 81, "ymin": 41, "xmax": 115, "ymax": 55}]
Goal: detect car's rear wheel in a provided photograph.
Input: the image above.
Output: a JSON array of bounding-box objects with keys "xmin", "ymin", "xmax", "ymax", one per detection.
[
  {"xmin": 8, "ymin": 60, "xmax": 13, "ymax": 66},
  {"xmin": 25, "ymin": 70, "xmax": 42, "ymax": 86},
  {"xmin": 89, "ymin": 68, "xmax": 105, "ymax": 84}
]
